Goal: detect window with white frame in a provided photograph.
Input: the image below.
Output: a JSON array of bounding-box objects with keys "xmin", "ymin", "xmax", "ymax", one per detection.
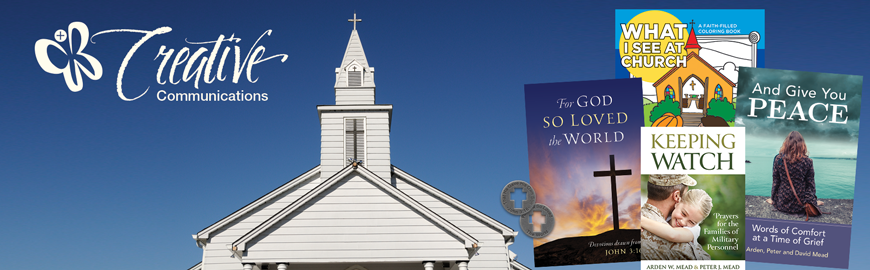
[
  {"xmin": 347, "ymin": 65, "xmax": 362, "ymax": 86},
  {"xmin": 345, "ymin": 118, "xmax": 365, "ymax": 164}
]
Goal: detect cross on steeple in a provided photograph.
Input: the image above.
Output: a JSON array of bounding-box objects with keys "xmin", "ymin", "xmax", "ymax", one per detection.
[
  {"xmin": 348, "ymin": 13, "xmax": 362, "ymax": 30},
  {"xmin": 689, "ymin": 19, "xmax": 695, "ymax": 26},
  {"xmin": 593, "ymin": 155, "xmax": 633, "ymax": 231}
]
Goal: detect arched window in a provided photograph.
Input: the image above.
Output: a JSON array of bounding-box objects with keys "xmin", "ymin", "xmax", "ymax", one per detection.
[
  {"xmin": 714, "ymin": 84, "xmax": 723, "ymax": 100},
  {"xmin": 664, "ymin": 85, "xmax": 675, "ymax": 100}
]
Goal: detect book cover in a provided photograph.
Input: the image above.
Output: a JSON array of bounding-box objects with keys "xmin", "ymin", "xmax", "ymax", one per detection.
[
  {"xmin": 737, "ymin": 67, "xmax": 862, "ymax": 269},
  {"xmin": 639, "ymin": 127, "xmax": 747, "ymax": 269},
  {"xmin": 615, "ymin": 9, "xmax": 764, "ymax": 127},
  {"xmin": 524, "ymin": 79, "xmax": 644, "ymax": 266}
]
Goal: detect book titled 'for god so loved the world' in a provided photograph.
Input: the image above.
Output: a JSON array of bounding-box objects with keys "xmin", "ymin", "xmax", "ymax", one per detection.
[{"xmin": 524, "ymin": 79, "xmax": 643, "ymax": 266}]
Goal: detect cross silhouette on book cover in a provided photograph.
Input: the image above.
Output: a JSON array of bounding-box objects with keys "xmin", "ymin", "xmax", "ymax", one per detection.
[{"xmin": 593, "ymin": 155, "xmax": 632, "ymax": 231}]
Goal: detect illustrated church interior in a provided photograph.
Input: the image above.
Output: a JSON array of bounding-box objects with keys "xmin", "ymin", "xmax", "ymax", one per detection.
[
  {"xmin": 653, "ymin": 23, "xmax": 736, "ymax": 115},
  {"xmin": 187, "ymin": 15, "xmax": 527, "ymax": 270}
]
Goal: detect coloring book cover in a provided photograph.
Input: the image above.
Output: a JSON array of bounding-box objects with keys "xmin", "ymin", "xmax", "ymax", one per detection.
[
  {"xmin": 524, "ymin": 79, "xmax": 643, "ymax": 266},
  {"xmin": 737, "ymin": 67, "xmax": 862, "ymax": 269},
  {"xmin": 615, "ymin": 9, "xmax": 764, "ymax": 127}
]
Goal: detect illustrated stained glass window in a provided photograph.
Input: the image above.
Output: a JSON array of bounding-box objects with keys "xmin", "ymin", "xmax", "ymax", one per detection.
[
  {"xmin": 714, "ymin": 84, "xmax": 723, "ymax": 100},
  {"xmin": 665, "ymin": 85, "xmax": 675, "ymax": 100}
]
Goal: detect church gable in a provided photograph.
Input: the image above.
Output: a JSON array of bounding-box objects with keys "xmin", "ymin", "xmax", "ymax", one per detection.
[{"xmin": 232, "ymin": 165, "xmax": 478, "ymax": 263}]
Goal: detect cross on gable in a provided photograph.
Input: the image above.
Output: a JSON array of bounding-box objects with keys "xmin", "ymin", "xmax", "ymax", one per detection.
[
  {"xmin": 510, "ymin": 188, "xmax": 527, "ymax": 209},
  {"xmin": 348, "ymin": 13, "xmax": 362, "ymax": 30},
  {"xmin": 530, "ymin": 211, "xmax": 546, "ymax": 232},
  {"xmin": 592, "ymin": 155, "xmax": 632, "ymax": 231}
]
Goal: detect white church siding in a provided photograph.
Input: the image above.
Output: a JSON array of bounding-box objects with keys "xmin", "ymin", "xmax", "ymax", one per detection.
[
  {"xmin": 364, "ymin": 117, "xmax": 391, "ymax": 177},
  {"xmin": 320, "ymin": 116, "xmax": 347, "ymax": 181},
  {"xmin": 199, "ymin": 170, "xmax": 322, "ymax": 270},
  {"xmin": 470, "ymin": 245, "xmax": 512, "ymax": 270},
  {"xmin": 335, "ymin": 88, "xmax": 376, "ymax": 105},
  {"xmin": 393, "ymin": 176, "xmax": 508, "ymax": 242},
  {"xmin": 319, "ymin": 109, "xmax": 391, "ymax": 181},
  {"xmin": 393, "ymin": 174, "xmax": 512, "ymax": 270}
]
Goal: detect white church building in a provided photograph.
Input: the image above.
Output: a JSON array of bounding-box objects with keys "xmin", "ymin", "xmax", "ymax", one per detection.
[{"xmin": 188, "ymin": 15, "xmax": 528, "ymax": 270}]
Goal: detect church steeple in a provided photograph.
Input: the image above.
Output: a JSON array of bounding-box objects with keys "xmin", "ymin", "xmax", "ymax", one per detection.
[
  {"xmin": 334, "ymin": 13, "xmax": 375, "ymax": 104},
  {"xmin": 318, "ymin": 14, "xmax": 392, "ymax": 182},
  {"xmin": 685, "ymin": 20, "xmax": 701, "ymax": 56}
]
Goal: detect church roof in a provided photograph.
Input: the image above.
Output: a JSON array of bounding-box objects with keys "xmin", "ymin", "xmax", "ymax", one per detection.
[
  {"xmin": 652, "ymin": 52, "xmax": 736, "ymax": 87},
  {"xmin": 195, "ymin": 163, "xmax": 516, "ymax": 244},
  {"xmin": 231, "ymin": 164, "xmax": 480, "ymax": 252},
  {"xmin": 511, "ymin": 261, "xmax": 531, "ymax": 270},
  {"xmin": 194, "ymin": 165, "xmax": 321, "ymax": 240},
  {"xmin": 392, "ymin": 166, "xmax": 517, "ymax": 239},
  {"xmin": 340, "ymin": 29, "xmax": 369, "ymax": 70}
]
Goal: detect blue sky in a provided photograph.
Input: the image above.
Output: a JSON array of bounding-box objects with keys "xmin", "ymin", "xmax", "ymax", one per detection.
[{"xmin": 0, "ymin": 1, "xmax": 867, "ymax": 270}]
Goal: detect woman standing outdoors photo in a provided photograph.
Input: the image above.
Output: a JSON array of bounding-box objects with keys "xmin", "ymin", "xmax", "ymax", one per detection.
[{"xmin": 765, "ymin": 131, "xmax": 824, "ymax": 212}]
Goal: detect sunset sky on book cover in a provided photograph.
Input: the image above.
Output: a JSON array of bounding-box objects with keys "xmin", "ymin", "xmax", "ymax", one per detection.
[{"xmin": 525, "ymin": 79, "xmax": 643, "ymax": 266}]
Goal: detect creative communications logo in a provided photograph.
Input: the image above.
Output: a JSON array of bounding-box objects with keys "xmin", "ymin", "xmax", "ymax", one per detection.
[
  {"xmin": 34, "ymin": 21, "xmax": 288, "ymax": 102},
  {"xmin": 35, "ymin": 22, "xmax": 104, "ymax": 92}
]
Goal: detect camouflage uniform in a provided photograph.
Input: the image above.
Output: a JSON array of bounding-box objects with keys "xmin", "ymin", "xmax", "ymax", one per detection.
[
  {"xmin": 641, "ymin": 203, "xmax": 702, "ymax": 260},
  {"xmin": 689, "ymin": 238, "xmax": 712, "ymax": 260}
]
